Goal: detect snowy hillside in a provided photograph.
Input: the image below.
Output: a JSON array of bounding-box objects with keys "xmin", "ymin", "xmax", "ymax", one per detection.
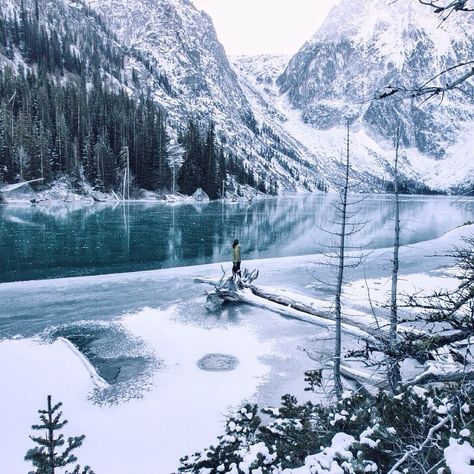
[
  {"xmin": 84, "ymin": 0, "xmax": 323, "ymax": 192},
  {"xmin": 275, "ymin": 0, "xmax": 474, "ymax": 191},
  {"xmin": 232, "ymin": 54, "xmax": 401, "ymax": 192},
  {"xmin": 0, "ymin": 0, "xmax": 327, "ymax": 195},
  {"xmin": 1, "ymin": 0, "xmax": 472, "ymax": 193},
  {"xmin": 87, "ymin": 0, "xmax": 253, "ymax": 134}
]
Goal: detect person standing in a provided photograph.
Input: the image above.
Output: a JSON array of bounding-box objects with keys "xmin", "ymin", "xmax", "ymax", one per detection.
[{"xmin": 232, "ymin": 239, "xmax": 241, "ymax": 277}]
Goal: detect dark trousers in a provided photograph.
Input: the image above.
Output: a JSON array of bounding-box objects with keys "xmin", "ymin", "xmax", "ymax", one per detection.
[{"xmin": 232, "ymin": 261, "xmax": 241, "ymax": 276}]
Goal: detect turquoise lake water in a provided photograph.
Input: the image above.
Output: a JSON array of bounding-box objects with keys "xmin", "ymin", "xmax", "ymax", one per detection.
[{"xmin": 0, "ymin": 194, "xmax": 472, "ymax": 283}]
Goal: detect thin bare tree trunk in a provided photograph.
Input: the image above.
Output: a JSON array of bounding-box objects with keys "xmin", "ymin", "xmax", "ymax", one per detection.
[
  {"xmin": 334, "ymin": 122, "xmax": 350, "ymax": 399},
  {"xmin": 388, "ymin": 125, "xmax": 402, "ymax": 392}
]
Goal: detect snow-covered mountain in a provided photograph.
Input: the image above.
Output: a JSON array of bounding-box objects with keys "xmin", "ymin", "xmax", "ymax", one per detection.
[
  {"xmin": 85, "ymin": 0, "xmax": 474, "ymax": 193},
  {"xmin": 1, "ymin": 0, "xmax": 472, "ymax": 193},
  {"xmin": 0, "ymin": 0, "xmax": 326, "ymax": 194},
  {"xmin": 86, "ymin": 0, "xmax": 252, "ymax": 135},
  {"xmin": 83, "ymin": 0, "xmax": 322, "ymax": 192},
  {"xmin": 274, "ymin": 0, "xmax": 474, "ymax": 191}
]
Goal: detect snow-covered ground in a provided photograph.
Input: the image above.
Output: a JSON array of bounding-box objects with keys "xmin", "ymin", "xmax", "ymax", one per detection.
[
  {"xmin": 0, "ymin": 224, "xmax": 473, "ymax": 473},
  {"xmin": 0, "ymin": 176, "xmax": 206, "ymax": 205},
  {"xmin": 0, "ymin": 309, "xmax": 272, "ymax": 473}
]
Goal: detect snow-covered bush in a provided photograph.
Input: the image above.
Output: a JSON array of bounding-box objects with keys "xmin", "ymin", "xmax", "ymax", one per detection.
[
  {"xmin": 178, "ymin": 404, "xmax": 269, "ymax": 473},
  {"xmin": 178, "ymin": 384, "xmax": 473, "ymax": 473}
]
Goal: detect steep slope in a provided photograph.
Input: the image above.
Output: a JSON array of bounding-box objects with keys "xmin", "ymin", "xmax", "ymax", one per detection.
[
  {"xmin": 275, "ymin": 0, "xmax": 474, "ymax": 191},
  {"xmin": 0, "ymin": 0, "xmax": 181, "ymax": 191},
  {"xmin": 232, "ymin": 54, "xmax": 406, "ymax": 193},
  {"xmin": 88, "ymin": 0, "xmax": 253, "ymax": 133},
  {"xmin": 231, "ymin": 54, "xmax": 338, "ymax": 191},
  {"xmin": 85, "ymin": 0, "xmax": 323, "ymax": 192},
  {"xmin": 0, "ymin": 0, "xmax": 326, "ymax": 195}
]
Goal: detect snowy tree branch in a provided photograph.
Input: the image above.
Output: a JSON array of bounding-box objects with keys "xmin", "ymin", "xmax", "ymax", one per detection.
[
  {"xmin": 387, "ymin": 415, "xmax": 452, "ymax": 474},
  {"xmin": 402, "ymin": 368, "xmax": 474, "ymax": 388}
]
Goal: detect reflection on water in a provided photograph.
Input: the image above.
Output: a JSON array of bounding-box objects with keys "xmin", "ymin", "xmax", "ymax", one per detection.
[{"xmin": 0, "ymin": 195, "xmax": 472, "ymax": 283}]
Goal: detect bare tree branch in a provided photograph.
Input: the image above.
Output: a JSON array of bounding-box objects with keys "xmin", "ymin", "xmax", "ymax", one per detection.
[
  {"xmin": 377, "ymin": 61, "xmax": 474, "ymax": 100},
  {"xmin": 387, "ymin": 414, "xmax": 452, "ymax": 474},
  {"xmin": 417, "ymin": 0, "xmax": 474, "ymax": 14}
]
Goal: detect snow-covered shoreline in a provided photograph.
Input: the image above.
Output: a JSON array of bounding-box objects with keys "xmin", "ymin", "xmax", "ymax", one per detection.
[{"xmin": 0, "ymin": 224, "xmax": 472, "ymax": 473}]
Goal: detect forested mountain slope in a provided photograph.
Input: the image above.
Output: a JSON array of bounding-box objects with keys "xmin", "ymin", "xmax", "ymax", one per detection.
[
  {"xmin": 0, "ymin": 0, "xmax": 325, "ymax": 198},
  {"xmin": 1, "ymin": 0, "xmax": 472, "ymax": 196}
]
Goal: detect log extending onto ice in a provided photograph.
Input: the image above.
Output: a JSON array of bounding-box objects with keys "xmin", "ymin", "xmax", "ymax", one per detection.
[
  {"xmin": 194, "ymin": 270, "xmax": 378, "ymax": 344},
  {"xmin": 196, "ymin": 270, "xmax": 473, "ymax": 390},
  {"xmin": 0, "ymin": 177, "xmax": 44, "ymax": 193},
  {"xmin": 196, "ymin": 270, "xmax": 429, "ymax": 344},
  {"xmin": 250, "ymin": 286, "xmax": 391, "ymax": 341}
]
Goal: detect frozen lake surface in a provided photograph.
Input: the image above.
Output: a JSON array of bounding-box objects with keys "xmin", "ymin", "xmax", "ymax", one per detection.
[{"xmin": 0, "ymin": 196, "xmax": 473, "ymax": 473}]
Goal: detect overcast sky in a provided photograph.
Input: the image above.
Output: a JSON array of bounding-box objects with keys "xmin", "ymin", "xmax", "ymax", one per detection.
[{"xmin": 191, "ymin": 0, "xmax": 338, "ymax": 56}]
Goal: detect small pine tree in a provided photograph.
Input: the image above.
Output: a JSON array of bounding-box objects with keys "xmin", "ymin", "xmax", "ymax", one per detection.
[
  {"xmin": 179, "ymin": 404, "xmax": 262, "ymax": 473},
  {"xmin": 25, "ymin": 395, "xmax": 94, "ymax": 474}
]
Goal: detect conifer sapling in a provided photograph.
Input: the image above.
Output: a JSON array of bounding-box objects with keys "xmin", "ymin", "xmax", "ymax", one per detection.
[{"xmin": 25, "ymin": 395, "xmax": 94, "ymax": 474}]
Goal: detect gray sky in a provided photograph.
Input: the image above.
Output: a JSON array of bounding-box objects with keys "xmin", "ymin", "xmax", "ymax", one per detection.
[{"xmin": 191, "ymin": 0, "xmax": 338, "ymax": 56}]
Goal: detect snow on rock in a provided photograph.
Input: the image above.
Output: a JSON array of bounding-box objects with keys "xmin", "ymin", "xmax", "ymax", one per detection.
[
  {"xmin": 444, "ymin": 438, "xmax": 474, "ymax": 474},
  {"xmin": 240, "ymin": 0, "xmax": 474, "ymax": 191},
  {"xmin": 84, "ymin": 0, "xmax": 321, "ymax": 193}
]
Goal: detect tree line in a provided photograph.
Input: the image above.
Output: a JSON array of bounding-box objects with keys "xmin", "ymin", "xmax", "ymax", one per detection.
[{"xmin": 0, "ymin": 0, "xmax": 257, "ymax": 199}]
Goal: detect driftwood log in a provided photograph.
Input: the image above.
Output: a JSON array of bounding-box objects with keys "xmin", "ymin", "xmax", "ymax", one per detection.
[
  {"xmin": 195, "ymin": 269, "xmax": 422, "ymax": 340},
  {"xmin": 195, "ymin": 268, "xmax": 379, "ymax": 344}
]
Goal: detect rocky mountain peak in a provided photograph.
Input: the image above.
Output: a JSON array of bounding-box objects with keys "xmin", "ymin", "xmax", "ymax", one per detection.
[{"xmin": 277, "ymin": 0, "xmax": 474, "ymax": 161}]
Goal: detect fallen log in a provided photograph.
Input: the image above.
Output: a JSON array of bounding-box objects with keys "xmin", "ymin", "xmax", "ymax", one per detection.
[
  {"xmin": 252, "ymin": 286, "xmax": 389, "ymax": 341},
  {"xmin": 197, "ymin": 270, "xmax": 474, "ymax": 391},
  {"xmin": 401, "ymin": 367, "xmax": 474, "ymax": 388},
  {"xmin": 339, "ymin": 363, "xmax": 387, "ymax": 389},
  {"xmin": 195, "ymin": 270, "xmax": 378, "ymax": 344},
  {"xmin": 195, "ymin": 271, "xmax": 429, "ymax": 347}
]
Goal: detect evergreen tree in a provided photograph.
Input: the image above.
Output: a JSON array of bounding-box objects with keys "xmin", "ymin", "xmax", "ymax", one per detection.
[
  {"xmin": 25, "ymin": 395, "xmax": 94, "ymax": 474},
  {"xmin": 203, "ymin": 121, "xmax": 219, "ymax": 199},
  {"xmin": 165, "ymin": 136, "xmax": 185, "ymax": 195},
  {"xmin": 178, "ymin": 119, "xmax": 203, "ymax": 194}
]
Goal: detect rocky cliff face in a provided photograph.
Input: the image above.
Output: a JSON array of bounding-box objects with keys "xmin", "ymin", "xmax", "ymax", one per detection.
[
  {"xmin": 84, "ymin": 0, "xmax": 322, "ymax": 192},
  {"xmin": 276, "ymin": 0, "xmax": 474, "ymax": 188},
  {"xmin": 86, "ymin": 0, "xmax": 254, "ymax": 131}
]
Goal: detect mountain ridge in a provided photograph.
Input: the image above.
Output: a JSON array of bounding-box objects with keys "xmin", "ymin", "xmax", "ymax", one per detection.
[
  {"xmin": 270, "ymin": 0, "xmax": 474, "ymax": 191},
  {"xmin": 0, "ymin": 0, "xmax": 472, "ymax": 195}
]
